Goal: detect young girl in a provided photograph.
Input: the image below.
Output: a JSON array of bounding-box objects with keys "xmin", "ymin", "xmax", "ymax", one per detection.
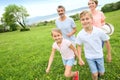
[{"xmin": 46, "ymin": 28, "xmax": 80, "ymax": 80}]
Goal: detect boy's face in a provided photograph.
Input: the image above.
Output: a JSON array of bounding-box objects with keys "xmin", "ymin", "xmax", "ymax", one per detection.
[
  {"xmin": 57, "ymin": 8, "xmax": 65, "ymax": 18},
  {"xmin": 80, "ymin": 14, "xmax": 93, "ymax": 28},
  {"xmin": 52, "ymin": 31, "xmax": 62, "ymax": 43}
]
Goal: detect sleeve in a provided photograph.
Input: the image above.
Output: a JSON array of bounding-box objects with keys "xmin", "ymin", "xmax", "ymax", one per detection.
[
  {"xmin": 75, "ymin": 33, "xmax": 83, "ymax": 45},
  {"xmin": 70, "ymin": 18, "xmax": 76, "ymax": 28},
  {"xmin": 65, "ymin": 39, "xmax": 72, "ymax": 47},
  {"xmin": 100, "ymin": 11, "xmax": 106, "ymax": 25},
  {"xmin": 100, "ymin": 29, "xmax": 110, "ymax": 41},
  {"xmin": 55, "ymin": 19, "xmax": 59, "ymax": 28},
  {"xmin": 52, "ymin": 42, "xmax": 56, "ymax": 49},
  {"xmin": 101, "ymin": 11, "xmax": 105, "ymax": 20}
]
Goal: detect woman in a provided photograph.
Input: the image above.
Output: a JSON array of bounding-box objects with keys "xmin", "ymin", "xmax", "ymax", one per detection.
[{"xmin": 88, "ymin": 0, "xmax": 106, "ymax": 28}]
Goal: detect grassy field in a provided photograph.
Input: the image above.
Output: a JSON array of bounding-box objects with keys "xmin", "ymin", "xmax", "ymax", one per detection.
[{"xmin": 0, "ymin": 10, "xmax": 120, "ymax": 80}]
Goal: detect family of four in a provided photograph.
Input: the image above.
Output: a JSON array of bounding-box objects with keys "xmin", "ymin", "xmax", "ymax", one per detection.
[{"xmin": 46, "ymin": 0, "xmax": 112, "ymax": 80}]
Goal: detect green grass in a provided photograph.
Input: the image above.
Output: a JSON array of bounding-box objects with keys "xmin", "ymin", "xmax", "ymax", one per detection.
[{"xmin": 0, "ymin": 10, "xmax": 120, "ymax": 80}]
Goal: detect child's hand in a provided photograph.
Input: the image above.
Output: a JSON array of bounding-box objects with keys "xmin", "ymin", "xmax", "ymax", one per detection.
[
  {"xmin": 107, "ymin": 54, "xmax": 112, "ymax": 62},
  {"xmin": 78, "ymin": 59, "xmax": 85, "ymax": 66},
  {"xmin": 46, "ymin": 68, "xmax": 50, "ymax": 73}
]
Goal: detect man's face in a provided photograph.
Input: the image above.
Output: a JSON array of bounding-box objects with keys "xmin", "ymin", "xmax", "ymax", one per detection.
[{"xmin": 57, "ymin": 8, "xmax": 65, "ymax": 17}]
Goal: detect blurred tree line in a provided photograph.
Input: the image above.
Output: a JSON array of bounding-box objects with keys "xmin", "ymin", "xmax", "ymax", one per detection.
[
  {"xmin": 0, "ymin": 1, "xmax": 119, "ymax": 33},
  {"xmin": 101, "ymin": 1, "xmax": 120, "ymax": 12}
]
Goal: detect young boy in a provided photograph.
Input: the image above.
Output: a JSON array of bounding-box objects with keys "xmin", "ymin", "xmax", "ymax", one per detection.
[
  {"xmin": 76, "ymin": 10, "xmax": 111, "ymax": 80},
  {"xmin": 46, "ymin": 28, "xmax": 80, "ymax": 80}
]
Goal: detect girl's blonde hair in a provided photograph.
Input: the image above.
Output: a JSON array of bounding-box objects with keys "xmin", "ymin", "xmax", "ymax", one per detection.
[
  {"xmin": 80, "ymin": 10, "xmax": 93, "ymax": 19},
  {"xmin": 51, "ymin": 28, "xmax": 62, "ymax": 36}
]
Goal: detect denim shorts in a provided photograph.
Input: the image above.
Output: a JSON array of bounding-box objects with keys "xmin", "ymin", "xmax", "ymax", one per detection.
[
  {"xmin": 62, "ymin": 58, "xmax": 75, "ymax": 66},
  {"xmin": 86, "ymin": 58, "xmax": 105, "ymax": 74}
]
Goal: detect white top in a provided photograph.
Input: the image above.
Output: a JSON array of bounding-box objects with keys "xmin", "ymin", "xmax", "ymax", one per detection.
[
  {"xmin": 76, "ymin": 27, "xmax": 110, "ymax": 59},
  {"xmin": 52, "ymin": 39, "xmax": 75, "ymax": 60},
  {"xmin": 55, "ymin": 17, "xmax": 76, "ymax": 42}
]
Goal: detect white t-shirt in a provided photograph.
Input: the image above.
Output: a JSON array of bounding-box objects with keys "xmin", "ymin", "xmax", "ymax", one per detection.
[
  {"xmin": 52, "ymin": 39, "xmax": 75, "ymax": 60},
  {"xmin": 76, "ymin": 27, "xmax": 110, "ymax": 59}
]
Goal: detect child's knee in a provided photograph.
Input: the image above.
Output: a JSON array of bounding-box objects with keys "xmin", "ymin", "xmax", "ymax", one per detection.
[
  {"xmin": 99, "ymin": 72, "xmax": 104, "ymax": 76},
  {"xmin": 92, "ymin": 73, "xmax": 98, "ymax": 77}
]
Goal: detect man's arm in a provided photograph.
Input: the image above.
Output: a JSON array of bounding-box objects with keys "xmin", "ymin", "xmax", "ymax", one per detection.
[{"xmin": 67, "ymin": 27, "xmax": 77, "ymax": 37}]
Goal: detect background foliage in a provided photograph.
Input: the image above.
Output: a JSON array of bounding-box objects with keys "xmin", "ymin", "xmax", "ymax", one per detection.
[{"xmin": 101, "ymin": 1, "xmax": 120, "ymax": 12}]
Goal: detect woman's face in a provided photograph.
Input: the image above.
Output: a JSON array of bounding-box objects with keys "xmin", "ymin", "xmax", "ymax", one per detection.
[{"xmin": 88, "ymin": 0, "xmax": 97, "ymax": 10}]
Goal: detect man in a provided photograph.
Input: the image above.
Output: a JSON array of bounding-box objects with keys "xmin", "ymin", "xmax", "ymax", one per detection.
[{"xmin": 55, "ymin": 5, "xmax": 77, "ymax": 43}]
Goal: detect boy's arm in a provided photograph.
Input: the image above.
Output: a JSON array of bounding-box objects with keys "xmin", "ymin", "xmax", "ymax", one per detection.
[
  {"xmin": 105, "ymin": 40, "xmax": 111, "ymax": 62},
  {"xmin": 46, "ymin": 48, "xmax": 56, "ymax": 73},
  {"xmin": 77, "ymin": 45, "xmax": 85, "ymax": 66}
]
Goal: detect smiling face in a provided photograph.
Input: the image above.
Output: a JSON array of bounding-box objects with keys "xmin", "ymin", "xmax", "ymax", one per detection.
[
  {"xmin": 57, "ymin": 7, "xmax": 65, "ymax": 18},
  {"xmin": 80, "ymin": 11, "xmax": 93, "ymax": 29},
  {"xmin": 51, "ymin": 30, "xmax": 63, "ymax": 43},
  {"xmin": 88, "ymin": 0, "xmax": 98, "ymax": 10}
]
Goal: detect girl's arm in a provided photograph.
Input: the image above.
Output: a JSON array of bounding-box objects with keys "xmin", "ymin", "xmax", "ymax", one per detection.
[
  {"xmin": 69, "ymin": 44, "xmax": 85, "ymax": 65},
  {"xmin": 46, "ymin": 48, "xmax": 56, "ymax": 73},
  {"xmin": 69, "ymin": 44, "xmax": 77, "ymax": 56}
]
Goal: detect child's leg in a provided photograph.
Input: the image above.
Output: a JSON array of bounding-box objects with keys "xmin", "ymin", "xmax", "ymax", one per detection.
[
  {"xmin": 62, "ymin": 58, "xmax": 78, "ymax": 78},
  {"xmin": 96, "ymin": 58, "xmax": 105, "ymax": 79},
  {"xmin": 92, "ymin": 72, "xmax": 98, "ymax": 80},
  {"xmin": 86, "ymin": 59, "xmax": 99, "ymax": 80},
  {"xmin": 64, "ymin": 65, "xmax": 75, "ymax": 78},
  {"xmin": 64, "ymin": 65, "xmax": 79, "ymax": 80}
]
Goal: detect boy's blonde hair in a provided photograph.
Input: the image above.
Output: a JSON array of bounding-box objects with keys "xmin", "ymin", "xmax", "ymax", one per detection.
[
  {"xmin": 88, "ymin": 0, "xmax": 98, "ymax": 6},
  {"xmin": 51, "ymin": 28, "xmax": 62, "ymax": 36},
  {"xmin": 79, "ymin": 10, "xmax": 93, "ymax": 19}
]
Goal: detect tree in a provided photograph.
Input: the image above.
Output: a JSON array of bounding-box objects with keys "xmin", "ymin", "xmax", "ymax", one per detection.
[{"xmin": 2, "ymin": 4, "xmax": 29, "ymax": 31}]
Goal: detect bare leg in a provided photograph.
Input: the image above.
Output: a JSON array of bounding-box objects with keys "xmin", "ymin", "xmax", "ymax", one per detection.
[
  {"xmin": 64, "ymin": 65, "xmax": 76, "ymax": 78},
  {"xmin": 92, "ymin": 72, "xmax": 98, "ymax": 80}
]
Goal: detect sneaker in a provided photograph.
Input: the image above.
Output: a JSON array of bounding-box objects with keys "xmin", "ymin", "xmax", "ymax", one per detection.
[{"xmin": 72, "ymin": 71, "xmax": 79, "ymax": 80}]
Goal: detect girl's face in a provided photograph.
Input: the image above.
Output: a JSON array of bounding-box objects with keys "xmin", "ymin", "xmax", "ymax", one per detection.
[
  {"xmin": 80, "ymin": 14, "xmax": 93, "ymax": 29},
  {"xmin": 88, "ymin": 1, "xmax": 97, "ymax": 10},
  {"xmin": 52, "ymin": 31, "xmax": 63, "ymax": 43},
  {"xmin": 57, "ymin": 8, "xmax": 65, "ymax": 18}
]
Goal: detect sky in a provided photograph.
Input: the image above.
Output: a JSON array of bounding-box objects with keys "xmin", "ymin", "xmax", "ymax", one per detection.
[{"xmin": 0, "ymin": 0, "xmax": 119, "ymax": 18}]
